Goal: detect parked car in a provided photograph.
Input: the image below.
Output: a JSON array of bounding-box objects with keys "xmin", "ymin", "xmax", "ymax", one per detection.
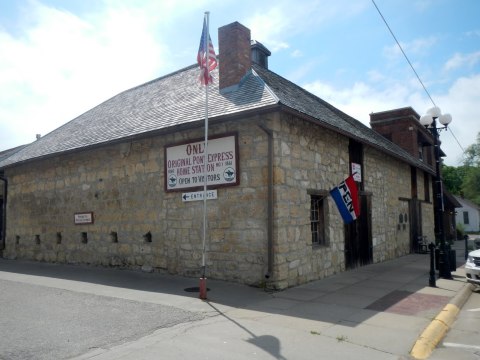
[{"xmin": 465, "ymin": 249, "xmax": 480, "ymax": 285}]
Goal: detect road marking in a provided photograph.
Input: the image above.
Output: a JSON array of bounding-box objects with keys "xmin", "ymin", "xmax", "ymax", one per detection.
[
  {"xmin": 467, "ymin": 308, "xmax": 480, "ymax": 312},
  {"xmin": 443, "ymin": 342, "xmax": 480, "ymax": 351}
]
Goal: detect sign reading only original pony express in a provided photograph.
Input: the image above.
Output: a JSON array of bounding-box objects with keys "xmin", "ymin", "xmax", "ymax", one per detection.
[{"xmin": 164, "ymin": 134, "xmax": 239, "ymax": 191}]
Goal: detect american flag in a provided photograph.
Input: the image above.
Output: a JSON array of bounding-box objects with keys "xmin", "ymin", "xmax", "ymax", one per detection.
[{"xmin": 197, "ymin": 17, "xmax": 217, "ymax": 85}]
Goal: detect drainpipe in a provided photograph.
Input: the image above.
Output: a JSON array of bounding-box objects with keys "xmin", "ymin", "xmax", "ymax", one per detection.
[
  {"xmin": 258, "ymin": 124, "xmax": 274, "ymax": 282},
  {"xmin": 0, "ymin": 174, "xmax": 7, "ymax": 254}
]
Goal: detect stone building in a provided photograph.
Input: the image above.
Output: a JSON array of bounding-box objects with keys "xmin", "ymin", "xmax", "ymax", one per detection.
[
  {"xmin": 0, "ymin": 145, "xmax": 27, "ymax": 252},
  {"xmin": 0, "ymin": 22, "xmax": 438, "ymax": 289}
]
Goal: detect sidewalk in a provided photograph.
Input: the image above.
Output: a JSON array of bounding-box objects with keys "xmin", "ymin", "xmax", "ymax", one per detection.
[{"xmin": 0, "ymin": 244, "xmax": 473, "ymax": 360}]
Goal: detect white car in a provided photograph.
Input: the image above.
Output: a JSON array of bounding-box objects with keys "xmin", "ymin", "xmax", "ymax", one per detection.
[{"xmin": 465, "ymin": 249, "xmax": 480, "ymax": 285}]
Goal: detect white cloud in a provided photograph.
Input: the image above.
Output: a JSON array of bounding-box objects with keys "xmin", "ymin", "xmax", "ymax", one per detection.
[
  {"xmin": 444, "ymin": 51, "xmax": 480, "ymax": 71},
  {"xmin": 303, "ymin": 79, "xmax": 415, "ymax": 123},
  {"xmin": 413, "ymin": 0, "xmax": 433, "ymax": 12},
  {"xmin": 0, "ymin": 1, "xmax": 168, "ymax": 148},
  {"xmin": 290, "ymin": 49, "xmax": 303, "ymax": 58},
  {"xmin": 465, "ymin": 29, "xmax": 480, "ymax": 38},
  {"xmin": 245, "ymin": 0, "xmax": 368, "ymax": 53},
  {"xmin": 303, "ymin": 73, "xmax": 480, "ymax": 166},
  {"xmin": 434, "ymin": 74, "xmax": 480, "ymax": 164},
  {"xmin": 245, "ymin": 7, "xmax": 291, "ymax": 52},
  {"xmin": 383, "ymin": 36, "xmax": 437, "ymax": 61},
  {"xmin": 1, "ymin": 0, "xmax": 477, "ymax": 170}
]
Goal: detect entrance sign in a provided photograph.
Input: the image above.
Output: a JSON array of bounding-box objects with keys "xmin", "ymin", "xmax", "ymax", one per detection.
[
  {"xmin": 165, "ymin": 134, "xmax": 238, "ymax": 191},
  {"xmin": 182, "ymin": 190, "xmax": 217, "ymax": 202}
]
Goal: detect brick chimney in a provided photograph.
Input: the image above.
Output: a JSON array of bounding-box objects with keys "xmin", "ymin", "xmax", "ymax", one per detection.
[
  {"xmin": 218, "ymin": 22, "xmax": 251, "ymax": 91},
  {"xmin": 370, "ymin": 107, "xmax": 435, "ymax": 165}
]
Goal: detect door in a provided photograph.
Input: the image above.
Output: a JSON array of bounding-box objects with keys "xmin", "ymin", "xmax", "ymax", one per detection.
[
  {"xmin": 409, "ymin": 198, "xmax": 422, "ymax": 253},
  {"xmin": 345, "ymin": 194, "xmax": 372, "ymax": 269}
]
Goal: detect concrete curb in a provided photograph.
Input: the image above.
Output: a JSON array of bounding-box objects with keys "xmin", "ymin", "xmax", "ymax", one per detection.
[{"xmin": 410, "ymin": 282, "xmax": 474, "ymax": 359}]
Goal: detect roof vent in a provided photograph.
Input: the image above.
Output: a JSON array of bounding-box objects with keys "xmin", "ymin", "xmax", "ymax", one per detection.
[{"xmin": 251, "ymin": 40, "xmax": 271, "ymax": 69}]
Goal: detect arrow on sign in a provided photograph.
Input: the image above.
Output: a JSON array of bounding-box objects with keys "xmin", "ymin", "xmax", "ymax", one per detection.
[{"xmin": 182, "ymin": 190, "xmax": 218, "ymax": 202}]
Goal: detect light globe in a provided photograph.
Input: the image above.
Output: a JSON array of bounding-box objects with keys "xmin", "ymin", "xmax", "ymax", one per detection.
[
  {"xmin": 427, "ymin": 106, "xmax": 442, "ymax": 118},
  {"xmin": 420, "ymin": 114, "xmax": 433, "ymax": 126},
  {"xmin": 438, "ymin": 113, "xmax": 452, "ymax": 126}
]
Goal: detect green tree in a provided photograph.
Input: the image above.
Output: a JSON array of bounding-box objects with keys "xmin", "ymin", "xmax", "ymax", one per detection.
[
  {"xmin": 461, "ymin": 132, "xmax": 480, "ymax": 206},
  {"xmin": 462, "ymin": 167, "xmax": 480, "ymax": 206},
  {"xmin": 442, "ymin": 164, "xmax": 466, "ymax": 195},
  {"xmin": 464, "ymin": 132, "xmax": 480, "ymax": 167}
]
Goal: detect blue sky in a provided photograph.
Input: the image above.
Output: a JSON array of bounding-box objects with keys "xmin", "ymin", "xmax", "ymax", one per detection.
[{"xmin": 0, "ymin": 0, "xmax": 479, "ymax": 166}]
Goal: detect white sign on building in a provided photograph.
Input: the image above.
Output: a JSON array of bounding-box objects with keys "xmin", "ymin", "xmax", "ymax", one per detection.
[
  {"xmin": 165, "ymin": 134, "xmax": 238, "ymax": 191},
  {"xmin": 351, "ymin": 163, "xmax": 362, "ymax": 182},
  {"xmin": 182, "ymin": 190, "xmax": 218, "ymax": 202},
  {"xmin": 74, "ymin": 212, "xmax": 94, "ymax": 225}
]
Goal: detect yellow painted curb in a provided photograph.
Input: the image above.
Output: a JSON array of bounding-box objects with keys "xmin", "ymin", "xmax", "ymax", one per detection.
[
  {"xmin": 410, "ymin": 283, "xmax": 474, "ymax": 360},
  {"xmin": 410, "ymin": 304, "xmax": 459, "ymax": 359}
]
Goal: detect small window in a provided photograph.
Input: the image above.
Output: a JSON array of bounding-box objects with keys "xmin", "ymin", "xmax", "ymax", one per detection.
[
  {"xmin": 463, "ymin": 211, "xmax": 470, "ymax": 225},
  {"xmin": 311, "ymin": 195, "xmax": 327, "ymax": 246}
]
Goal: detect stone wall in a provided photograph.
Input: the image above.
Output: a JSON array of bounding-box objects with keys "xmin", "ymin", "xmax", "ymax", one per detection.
[
  {"xmin": 270, "ymin": 114, "xmax": 434, "ymax": 288},
  {"xmin": 417, "ymin": 171, "xmax": 435, "ymax": 242},
  {"xmin": 270, "ymin": 114, "xmax": 349, "ymax": 288},
  {"xmin": 4, "ymin": 116, "xmax": 273, "ymax": 286},
  {"xmin": 3, "ymin": 111, "xmax": 435, "ymax": 289},
  {"xmin": 364, "ymin": 147, "xmax": 411, "ymax": 261}
]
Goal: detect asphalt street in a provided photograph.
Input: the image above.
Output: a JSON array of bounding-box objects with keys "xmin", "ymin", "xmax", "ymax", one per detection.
[
  {"xmin": 0, "ymin": 277, "xmax": 203, "ymax": 360},
  {"xmin": 0, "ymin": 241, "xmax": 474, "ymax": 360},
  {"xmin": 430, "ymin": 286, "xmax": 480, "ymax": 359}
]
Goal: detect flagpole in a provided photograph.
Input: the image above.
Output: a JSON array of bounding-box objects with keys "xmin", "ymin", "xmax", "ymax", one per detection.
[{"xmin": 199, "ymin": 11, "xmax": 209, "ymax": 299}]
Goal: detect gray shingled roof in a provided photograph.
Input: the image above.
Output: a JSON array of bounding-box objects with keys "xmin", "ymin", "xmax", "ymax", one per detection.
[
  {"xmin": 0, "ymin": 144, "xmax": 28, "ymax": 166},
  {"xmin": 454, "ymin": 195, "xmax": 479, "ymax": 210},
  {"xmin": 253, "ymin": 65, "xmax": 433, "ymax": 173},
  {"xmin": 0, "ymin": 63, "xmax": 432, "ymax": 174},
  {"xmin": 0, "ymin": 65, "xmax": 278, "ymax": 168}
]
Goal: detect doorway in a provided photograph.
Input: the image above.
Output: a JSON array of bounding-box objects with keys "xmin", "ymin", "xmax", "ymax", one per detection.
[
  {"xmin": 345, "ymin": 194, "xmax": 373, "ymax": 269},
  {"xmin": 408, "ymin": 198, "xmax": 422, "ymax": 253}
]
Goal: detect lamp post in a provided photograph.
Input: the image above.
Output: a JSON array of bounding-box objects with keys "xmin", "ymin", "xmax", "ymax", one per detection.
[{"xmin": 420, "ymin": 106, "xmax": 452, "ymax": 279}]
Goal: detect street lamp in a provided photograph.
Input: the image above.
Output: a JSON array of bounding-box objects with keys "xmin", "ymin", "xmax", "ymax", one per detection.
[{"xmin": 419, "ymin": 106, "xmax": 452, "ymax": 279}]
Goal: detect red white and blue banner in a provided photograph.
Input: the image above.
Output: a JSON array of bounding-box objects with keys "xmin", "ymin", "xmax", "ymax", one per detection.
[{"xmin": 330, "ymin": 175, "xmax": 360, "ymax": 224}]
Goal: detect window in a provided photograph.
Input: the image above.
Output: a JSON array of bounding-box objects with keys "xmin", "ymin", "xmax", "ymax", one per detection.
[
  {"xmin": 463, "ymin": 211, "xmax": 470, "ymax": 225},
  {"xmin": 311, "ymin": 194, "xmax": 327, "ymax": 246}
]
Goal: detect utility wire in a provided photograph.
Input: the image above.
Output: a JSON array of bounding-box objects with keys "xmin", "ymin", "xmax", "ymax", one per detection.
[
  {"xmin": 371, "ymin": 0, "xmax": 436, "ymax": 107},
  {"xmin": 371, "ymin": 0, "xmax": 466, "ymax": 156}
]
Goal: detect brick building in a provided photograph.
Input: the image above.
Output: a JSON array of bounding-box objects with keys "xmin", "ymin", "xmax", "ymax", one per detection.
[
  {"xmin": 370, "ymin": 108, "xmax": 460, "ymax": 243},
  {"xmin": 0, "ymin": 22, "xmax": 440, "ymax": 289}
]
